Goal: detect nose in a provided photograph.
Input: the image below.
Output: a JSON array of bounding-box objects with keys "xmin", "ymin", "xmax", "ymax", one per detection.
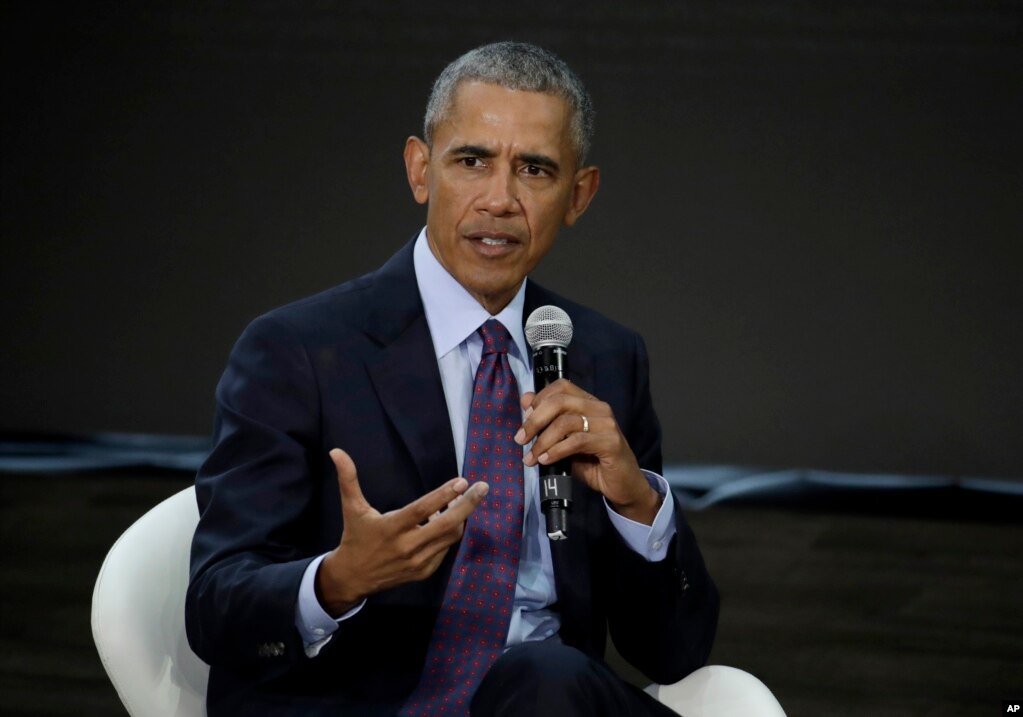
[{"xmin": 476, "ymin": 170, "xmax": 519, "ymax": 216}]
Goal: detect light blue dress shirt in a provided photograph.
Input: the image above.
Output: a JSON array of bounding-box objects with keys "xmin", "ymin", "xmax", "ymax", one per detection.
[{"xmin": 295, "ymin": 229, "xmax": 676, "ymax": 657}]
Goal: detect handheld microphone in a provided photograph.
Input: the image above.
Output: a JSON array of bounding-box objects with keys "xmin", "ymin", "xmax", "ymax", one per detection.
[{"xmin": 524, "ymin": 305, "xmax": 574, "ymax": 541}]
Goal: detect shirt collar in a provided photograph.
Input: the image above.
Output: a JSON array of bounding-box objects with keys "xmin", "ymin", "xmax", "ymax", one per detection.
[{"xmin": 413, "ymin": 227, "xmax": 529, "ymax": 360}]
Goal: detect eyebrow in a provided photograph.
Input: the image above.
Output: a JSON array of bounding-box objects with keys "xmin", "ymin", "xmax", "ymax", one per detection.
[
  {"xmin": 449, "ymin": 144, "xmax": 560, "ymax": 174},
  {"xmin": 450, "ymin": 144, "xmax": 496, "ymax": 159},
  {"xmin": 518, "ymin": 152, "xmax": 560, "ymax": 173}
]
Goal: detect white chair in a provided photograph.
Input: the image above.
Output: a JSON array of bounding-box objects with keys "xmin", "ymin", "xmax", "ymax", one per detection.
[
  {"xmin": 92, "ymin": 487, "xmax": 209, "ymax": 717},
  {"xmin": 647, "ymin": 665, "xmax": 787, "ymax": 716},
  {"xmin": 92, "ymin": 488, "xmax": 785, "ymax": 717}
]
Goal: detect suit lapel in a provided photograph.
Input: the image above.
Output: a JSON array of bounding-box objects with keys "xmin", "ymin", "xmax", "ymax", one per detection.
[{"xmin": 364, "ymin": 241, "xmax": 458, "ymax": 494}]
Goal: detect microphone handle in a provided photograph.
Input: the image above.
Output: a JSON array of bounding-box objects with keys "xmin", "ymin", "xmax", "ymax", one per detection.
[{"xmin": 532, "ymin": 344, "xmax": 573, "ymax": 541}]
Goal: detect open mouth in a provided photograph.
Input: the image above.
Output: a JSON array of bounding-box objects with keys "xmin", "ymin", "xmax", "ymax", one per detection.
[{"xmin": 465, "ymin": 232, "xmax": 521, "ymax": 256}]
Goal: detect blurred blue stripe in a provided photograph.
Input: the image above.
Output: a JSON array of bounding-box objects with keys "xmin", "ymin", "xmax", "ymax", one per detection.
[
  {"xmin": 0, "ymin": 433, "xmax": 211, "ymax": 472},
  {"xmin": 663, "ymin": 464, "xmax": 1023, "ymax": 508},
  {"xmin": 2, "ymin": 434, "xmax": 1020, "ymax": 505}
]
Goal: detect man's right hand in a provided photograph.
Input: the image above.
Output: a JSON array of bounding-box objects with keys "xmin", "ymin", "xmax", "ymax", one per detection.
[{"xmin": 314, "ymin": 448, "xmax": 489, "ymax": 617}]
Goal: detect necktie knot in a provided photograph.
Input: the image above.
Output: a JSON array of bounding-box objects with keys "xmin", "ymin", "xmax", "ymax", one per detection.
[{"xmin": 478, "ymin": 319, "xmax": 512, "ymax": 356}]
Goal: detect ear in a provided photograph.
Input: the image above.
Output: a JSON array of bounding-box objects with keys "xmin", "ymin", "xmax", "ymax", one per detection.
[
  {"xmin": 403, "ymin": 136, "xmax": 431, "ymax": 205},
  {"xmin": 562, "ymin": 165, "xmax": 600, "ymax": 227}
]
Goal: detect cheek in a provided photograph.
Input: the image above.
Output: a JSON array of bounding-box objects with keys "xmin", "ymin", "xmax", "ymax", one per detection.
[
  {"xmin": 428, "ymin": 190, "xmax": 466, "ymax": 231},
  {"xmin": 525, "ymin": 203, "xmax": 567, "ymax": 243},
  {"xmin": 443, "ymin": 191, "xmax": 477, "ymax": 226}
]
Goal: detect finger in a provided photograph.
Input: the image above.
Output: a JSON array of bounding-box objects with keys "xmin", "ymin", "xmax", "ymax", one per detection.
[
  {"xmin": 537, "ymin": 429, "xmax": 597, "ymax": 467},
  {"xmin": 330, "ymin": 448, "xmax": 370, "ymax": 515},
  {"xmin": 532, "ymin": 378, "xmax": 595, "ymax": 404},
  {"xmin": 415, "ymin": 481, "xmax": 489, "ymax": 542},
  {"xmin": 525, "ymin": 415, "xmax": 620, "ymax": 466},
  {"xmin": 515, "ymin": 393, "xmax": 611, "ymax": 446},
  {"xmin": 523, "ymin": 414, "xmax": 609, "ymax": 464},
  {"xmin": 520, "ymin": 391, "xmax": 536, "ymax": 411},
  {"xmin": 424, "ymin": 485, "xmax": 472, "ymax": 524},
  {"xmin": 516, "ymin": 380, "xmax": 587, "ymax": 442},
  {"xmin": 406, "ymin": 542, "xmax": 454, "ymax": 582},
  {"xmin": 413, "ymin": 523, "xmax": 467, "ymax": 566},
  {"xmin": 537, "ymin": 428, "xmax": 630, "ymax": 471},
  {"xmin": 411, "ymin": 483, "xmax": 495, "ymax": 574},
  {"xmin": 424, "ymin": 489, "xmax": 466, "ymax": 524},
  {"xmin": 392, "ymin": 476, "xmax": 470, "ymax": 529}
]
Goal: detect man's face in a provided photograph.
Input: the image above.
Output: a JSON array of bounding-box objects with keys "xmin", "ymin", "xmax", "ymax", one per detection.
[{"xmin": 404, "ymin": 81, "xmax": 599, "ymax": 314}]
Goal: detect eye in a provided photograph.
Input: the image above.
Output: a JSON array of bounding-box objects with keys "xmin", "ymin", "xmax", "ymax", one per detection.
[
  {"xmin": 460, "ymin": 156, "xmax": 484, "ymax": 168},
  {"xmin": 522, "ymin": 164, "xmax": 549, "ymax": 177}
]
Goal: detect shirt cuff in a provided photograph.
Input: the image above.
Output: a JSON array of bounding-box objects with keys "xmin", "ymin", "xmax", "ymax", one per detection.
[
  {"xmin": 294, "ymin": 552, "xmax": 366, "ymax": 657},
  {"xmin": 603, "ymin": 470, "xmax": 677, "ymax": 562}
]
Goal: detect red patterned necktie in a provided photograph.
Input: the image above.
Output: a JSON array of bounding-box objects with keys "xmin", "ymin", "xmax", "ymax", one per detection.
[{"xmin": 400, "ymin": 319, "xmax": 525, "ymax": 717}]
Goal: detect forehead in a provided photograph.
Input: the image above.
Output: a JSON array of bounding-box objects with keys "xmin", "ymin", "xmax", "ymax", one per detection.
[{"xmin": 438, "ymin": 81, "xmax": 574, "ymax": 154}]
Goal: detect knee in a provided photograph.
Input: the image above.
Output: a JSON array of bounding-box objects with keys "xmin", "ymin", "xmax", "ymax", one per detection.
[
  {"xmin": 490, "ymin": 642, "xmax": 594, "ymax": 684},
  {"xmin": 472, "ymin": 643, "xmax": 614, "ymax": 716}
]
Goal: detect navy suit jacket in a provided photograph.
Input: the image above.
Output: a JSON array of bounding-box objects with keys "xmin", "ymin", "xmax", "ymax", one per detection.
[{"xmin": 186, "ymin": 240, "xmax": 719, "ymax": 716}]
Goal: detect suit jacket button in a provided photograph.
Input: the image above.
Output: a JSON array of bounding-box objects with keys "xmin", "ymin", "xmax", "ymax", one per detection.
[{"xmin": 258, "ymin": 641, "xmax": 286, "ymax": 658}]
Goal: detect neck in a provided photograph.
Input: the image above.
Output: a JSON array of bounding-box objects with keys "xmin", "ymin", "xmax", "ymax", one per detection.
[{"xmin": 472, "ymin": 291, "xmax": 515, "ymax": 316}]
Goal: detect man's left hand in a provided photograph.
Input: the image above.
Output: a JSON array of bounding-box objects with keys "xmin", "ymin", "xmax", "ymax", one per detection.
[{"xmin": 514, "ymin": 378, "xmax": 662, "ymax": 525}]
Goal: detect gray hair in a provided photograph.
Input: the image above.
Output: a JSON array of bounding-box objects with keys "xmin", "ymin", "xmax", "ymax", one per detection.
[{"xmin": 424, "ymin": 42, "xmax": 595, "ymax": 164}]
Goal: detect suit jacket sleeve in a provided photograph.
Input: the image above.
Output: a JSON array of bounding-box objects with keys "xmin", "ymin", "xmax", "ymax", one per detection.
[
  {"xmin": 602, "ymin": 333, "xmax": 720, "ymax": 685},
  {"xmin": 185, "ymin": 312, "xmax": 324, "ymax": 672}
]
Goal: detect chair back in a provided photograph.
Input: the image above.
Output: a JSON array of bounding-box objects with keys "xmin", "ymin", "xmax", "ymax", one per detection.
[
  {"xmin": 94, "ymin": 488, "xmax": 786, "ymax": 717},
  {"xmin": 647, "ymin": 665, "xmax": 786, "ymax": 716},
  {"xmin": 92, "ymin": 487, "xmax": 209, "ymax": 716}
]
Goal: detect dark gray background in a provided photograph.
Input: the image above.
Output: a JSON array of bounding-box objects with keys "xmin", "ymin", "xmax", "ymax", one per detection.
[{"xmin": 3, "ymin": 2, "xmax": 1021, "ymax": 477}]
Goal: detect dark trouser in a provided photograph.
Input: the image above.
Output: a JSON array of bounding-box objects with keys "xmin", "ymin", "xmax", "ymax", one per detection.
[{"xmin": 470, "ymin": 643, "xmax": 682, "ymax": 717}]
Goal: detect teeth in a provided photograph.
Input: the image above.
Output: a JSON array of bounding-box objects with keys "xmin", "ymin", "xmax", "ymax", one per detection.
[{"xmin": 480, "ymin": 237, "xmax": 508, "ymax": 246}]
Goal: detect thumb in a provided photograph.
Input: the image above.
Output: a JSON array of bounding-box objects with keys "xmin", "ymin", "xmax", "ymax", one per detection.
[{"xmin": 330, "ymin": 448, "xmax": 368, "ymax": 515}]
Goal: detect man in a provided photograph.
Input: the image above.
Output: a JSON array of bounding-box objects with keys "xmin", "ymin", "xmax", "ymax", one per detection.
[{"xmin": 186, "ymin": 41, "xmax": 718, "ymax": 716}]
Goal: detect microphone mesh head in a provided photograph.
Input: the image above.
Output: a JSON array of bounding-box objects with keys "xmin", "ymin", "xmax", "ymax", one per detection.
[{"xmin": 525, "ymin": 305, "xmax": 573, "ymax": 349}]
